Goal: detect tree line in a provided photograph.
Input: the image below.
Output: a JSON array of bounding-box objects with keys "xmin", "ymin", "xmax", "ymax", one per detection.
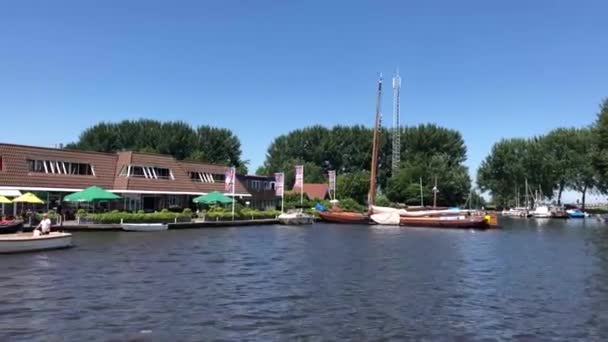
[
  {"xmin": 67, "ymin": 120, "xmax": 477, "ymax": 207},
  {"xmin": 65, "ymin": 119, "xmax": 249, "ymax": 174},
  {"xmin": 477, "ymin": 99, "xmax": 608, "ymax": 209},
  {"xmin": 256, "ymin": 124, "xmax": 475, "ymax": 206}
]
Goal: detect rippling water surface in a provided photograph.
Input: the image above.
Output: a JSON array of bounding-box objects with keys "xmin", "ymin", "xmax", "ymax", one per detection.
[{"xmin": 2, "ymin": 219, "xmax": 608, "ymax": 341}]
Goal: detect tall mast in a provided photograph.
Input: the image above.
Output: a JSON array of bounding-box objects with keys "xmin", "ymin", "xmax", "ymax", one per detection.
[
  {"xmin": 391, "ymin": 69, "xmax": 402, "ymax": 174},
  {"xmin": 368, "ymin": 74, "xmax": 383, "ymax": 209}
]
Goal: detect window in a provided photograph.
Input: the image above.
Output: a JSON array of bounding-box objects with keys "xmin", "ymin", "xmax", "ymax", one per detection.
[
  {"xmin": 26, "ymin": 159, "xmax": 94, "ymax": 176},
  {"xmin": 120, "ymin": 165, "xmax": 174, "ymax": 180},
  {"xmin": 0, "ymin": 156, "xmax": 3, "ymax": 171},
  {"xmin": 189, "ymin": 171, "xmax": 224, "ymax": 183}
]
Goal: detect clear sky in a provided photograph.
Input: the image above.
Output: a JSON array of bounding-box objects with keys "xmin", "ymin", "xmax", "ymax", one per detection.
[{"xmin": 1, "ymin": 0, "xmax": 607, "ymax": 199}]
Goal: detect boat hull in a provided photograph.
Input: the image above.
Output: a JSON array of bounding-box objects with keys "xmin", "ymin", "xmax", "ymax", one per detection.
[
  {"xmin": 318, "ymin": 211, "xmax": 370, "ymax": 224},
  {"xmin": 122, "ymin": 223, "xmax": 168, "ymax": 232},
  {"xmin": 399, "ymin": 216, "xmax": 490, "ymax": 229},
  {"xmin": 0, "ymin": 232, "xmax": 72, "ymax": 254},
  {"xmin": 278, "ymin": 213, "xmax": 314, "ymax": 225},
  {"xmin": 0, "ymin": 221, "xmax": 23, "ymax": 234}
]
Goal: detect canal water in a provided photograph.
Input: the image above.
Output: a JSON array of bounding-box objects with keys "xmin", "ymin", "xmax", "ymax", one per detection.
[{"xmin": 1, "ymin": 219, "xmax": 608, "ymax": 341}]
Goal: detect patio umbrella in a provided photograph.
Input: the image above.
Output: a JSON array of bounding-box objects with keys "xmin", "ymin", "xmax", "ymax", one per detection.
[
  {"xmin": 192, "ymin": 191, "xmax": 233, "ymax": 204},
  {"xmin": 0, "ymin": 196, "xmax": 11, "ymax": 204},
  {"xmin": 64, "ymin": 186, "xmax": 121, "ymax": 202},
  {"xmin": 12, "ymin": 192, "xmax": 44, "ymax": 204}
]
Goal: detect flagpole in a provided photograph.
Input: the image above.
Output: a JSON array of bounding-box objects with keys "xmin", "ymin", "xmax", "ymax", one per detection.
[{"xmin": 231, "ymin": 167, "xmax": 235, "ymax": 221}]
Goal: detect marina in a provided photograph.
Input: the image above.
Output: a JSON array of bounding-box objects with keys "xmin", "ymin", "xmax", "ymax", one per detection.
[{"xmin": 1, "ymin": 219, "xmax": 607, "ymax": 340}]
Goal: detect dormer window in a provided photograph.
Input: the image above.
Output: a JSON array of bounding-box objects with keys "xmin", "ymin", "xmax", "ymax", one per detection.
[
  {"xmin": 119, "ymin": 165, "xmax": 174, "ymax": 180},
  {"xmin": 189, "ymin": 171, "xmax": 225, "ymax": 183},
  {"xmin": 26, "ymin": 159, "xmax": 95, "ymax": 176}
]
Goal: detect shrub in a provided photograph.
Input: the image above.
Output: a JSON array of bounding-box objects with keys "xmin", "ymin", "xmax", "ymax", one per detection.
[
  {"xmin": 76, "ymin": 208, "xmax": 88, "ymax": 217},
  {"xmin": 182, "ymin": 208, "xmax": 192, "ymax": 216},
  {"xmin": 339, "ymin": 197, "xmax": 366, "ymax": 213}
]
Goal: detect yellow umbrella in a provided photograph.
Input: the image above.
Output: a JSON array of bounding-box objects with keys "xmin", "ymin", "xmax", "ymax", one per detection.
[
  {"xmin": 12, "ymin": 192, "xmax": 44, "ymax": 204},
  {"xmin": 0, "ymin": 195, "xmax": 11, "ymax": 204}
]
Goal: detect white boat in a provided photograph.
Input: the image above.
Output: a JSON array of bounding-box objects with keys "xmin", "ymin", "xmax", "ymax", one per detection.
[
  {"xmin": 121, "ymin": 223, "xmax": 168, "ymax": 232},
  {"xmin": 278, "ymin": 212, "xmax": 314, "ymax": 225},
  {"xmin": 371, "ymin": 205, "xmax": 474, "ymax": 217},
  {"xmin": 531, "ymin": 205, "xmax": 552, "ymax": 218},
  {"xmin": 0, "ymin": 232, "xmax": 73, "ymax": 254}
]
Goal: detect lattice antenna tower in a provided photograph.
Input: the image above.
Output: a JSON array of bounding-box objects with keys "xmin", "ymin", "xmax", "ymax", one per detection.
[{"xmin": 391, "ymin": 68, "xmax": 402, "ymax": 173}]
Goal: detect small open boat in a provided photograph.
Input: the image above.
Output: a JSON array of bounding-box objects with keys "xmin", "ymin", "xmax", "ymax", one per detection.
[
  {"xmin": 0, "ymin": 220, "xmax": 23, "ymax": 234},
  {"xmin": 278, "ymin": 212, "xmax": 314, "ymax": 225},
  {"xmin": 0, "ymin": 232, "xmax": 73, "ymax": 254},
  {"xmin": 121, "ymin": 223, "xmax": 168, "ymax": 232}
]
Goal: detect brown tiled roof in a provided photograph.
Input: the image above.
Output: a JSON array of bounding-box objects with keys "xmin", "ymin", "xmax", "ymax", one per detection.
[
  {"xmin": 292, "ymin": 183, "xmax": 329, "ymax": 200},
  {"xmin": 0, "ymin": 143, "xmax": 250, "ymax": 196},
  {"xmin": 0, "ymin": 143, "xmax": 117, "ymax": 190}
]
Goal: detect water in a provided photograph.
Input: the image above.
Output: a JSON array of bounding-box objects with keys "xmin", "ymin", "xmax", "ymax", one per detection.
[{"xmin": 2, "ymin": 219, "xmax": 608, "ymax": 341}]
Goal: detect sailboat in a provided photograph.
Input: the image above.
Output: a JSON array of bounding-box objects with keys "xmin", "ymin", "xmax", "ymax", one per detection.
[{"xmin": 318, "ymin": 75, "xmax": 385, "ymax": 225}]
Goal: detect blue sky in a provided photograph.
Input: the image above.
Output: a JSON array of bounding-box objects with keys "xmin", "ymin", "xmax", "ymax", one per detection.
[{"xmin": 1, "ymin": 0, "xmax": 607, "ymax": 200}]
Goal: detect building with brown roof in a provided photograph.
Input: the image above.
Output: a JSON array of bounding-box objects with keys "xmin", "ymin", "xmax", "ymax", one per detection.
[
  {"xmin": 0, "ymin": 143, "xmax": 258, "ymax": 213},
  {"xmin": 291, "ymin": 183, "xmax": 330, "ymax": 200}
]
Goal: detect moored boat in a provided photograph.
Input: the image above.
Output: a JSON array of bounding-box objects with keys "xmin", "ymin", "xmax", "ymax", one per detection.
[
  {"xmin": 0, "ymin": 232, "xmax": 73, "ymax": 254},
  {"xmin": 318, "ymin": 211, "xmax": 370, "ymax": 224},
  {"xmin": 121, "ymin": 223, "xmax": 168, "ymax": 232},
  {"xmin": 399, "ymin": 215, "xmax": 490, "ymax": 229},
  {"xmin": 278, "ymin": 212, "xmax": 314, "ymax": 225},
  {"xmin": 0, "ymin": 220, "xmax": 23, "ymax": 234}
]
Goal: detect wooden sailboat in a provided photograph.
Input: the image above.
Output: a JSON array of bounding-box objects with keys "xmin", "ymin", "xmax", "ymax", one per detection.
[{"xmin": 318, "ymin": 75, "xmax": 384, "ymax": 225}]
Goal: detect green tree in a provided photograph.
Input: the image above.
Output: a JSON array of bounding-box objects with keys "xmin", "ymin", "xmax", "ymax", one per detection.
[
  {"xmin": 571, "ymin": 128, "xmax": 598, "ymax": 209},
  {"xmin": 66, "ymin": 119, "xmax": 248, "ymax": 173},
  {"xmin": 387, "ymin": 155, "xmax": 471, "ymax": 206},
  {"xmin": 477, "ymin": 137, "xmax": 556, "ymax": 207},
  {"xmin": 593, "ymin": 98, "xmax": 608, "ymax": 190},
  {"xmin": 336, "ymin": 170, "xmax": 370, "ymax": 204}
]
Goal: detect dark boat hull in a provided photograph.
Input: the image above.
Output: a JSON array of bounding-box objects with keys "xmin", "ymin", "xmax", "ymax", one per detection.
[
  {"xmin": 0, "ymin": 221, "xmax": 24, "ymax": 234},
  {"xmin": 318, "ymin": 211, "xmax": 370, "ymax": 224},
  {"xmin": 399, "ymin": 216, "xmax": 490, "ymax": 229}
]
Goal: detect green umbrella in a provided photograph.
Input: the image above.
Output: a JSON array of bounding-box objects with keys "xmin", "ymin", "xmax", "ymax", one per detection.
[
  {"xmin": 64, "ymin": 186, "xmax": 121, "ymax": 202},
  {"xmin": 192, "ymin": 191, "xmax": 233, "ymax": 204}
]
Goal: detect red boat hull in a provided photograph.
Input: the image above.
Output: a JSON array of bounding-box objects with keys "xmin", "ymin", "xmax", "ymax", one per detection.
[
  {"xmin": 399, "ymin": 216, "xmax": 490, "ymax": 229},
  {"xmin": 318, "ymin": 211, "xmax": 370, "ymax": 224}
]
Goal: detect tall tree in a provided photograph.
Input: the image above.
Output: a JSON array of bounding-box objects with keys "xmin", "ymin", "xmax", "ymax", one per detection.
[
  {"xmin": 477, "ymin": 137, "xmax": 556, "ymax": 207},
  {"xmin": 66, "ymin": 119, "xmax": 248, "ymax": 173},
  {"xmin": 570, "ymin": 128, "xmax": 597, "ymax": 209},
  {"xmin": 593, "ymin": 98, "xmax": 608, "ymax": 190},
  {"xmin": 386, "ymin": 155, "xmax": 471, "ymax": 206}
]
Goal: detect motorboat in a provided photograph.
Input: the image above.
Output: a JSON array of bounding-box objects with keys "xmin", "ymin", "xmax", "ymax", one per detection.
[
  {"xmin": 531, "ymin": 206, "xmax": 552, "ymax": 218},
  {"xmin": 278, "ymin": 211, "xmax": 314, "ymax": 225},
  {"xmin": 566, "ymin": 209, "xmax": 588, "ymax": 218},
  {"xmin": 0, "ymin": 220, "xmax": 23, "ymax": 234},
  {"xmin": 121, "ymin": 223, "xmax": 168, "ymax": 232},
  {"xmin": 0, "ymin": 232, "xmax": 73, "ymax": 254}
]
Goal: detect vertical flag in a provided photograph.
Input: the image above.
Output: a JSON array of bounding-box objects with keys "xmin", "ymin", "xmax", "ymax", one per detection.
[
  {"xmin": 274, "ymin": 172, "xmax": 284, "ymax": 197},
  {"xmin": 295, "ymin": 165, "xmax": 304, "ymax": 188},
  {"xmin": 328, "ymin": 170, "xmax": 336, "ymax": 200},
  {"xmin": 224, "ymin": 167, "xmax": 235, "ymax": 193}
]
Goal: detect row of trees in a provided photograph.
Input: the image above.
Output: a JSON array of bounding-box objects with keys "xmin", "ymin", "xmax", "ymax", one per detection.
[
  {"xmin": 477, "ymin": 99, "xmax": 608, "ymax": 209},
  {"xmin": 256, "ymin": 124, "xmax": 476, "ymax": 207},
  {"xmin": 66, "ymin": 119, "xmax": 249, "ymax": 174}
]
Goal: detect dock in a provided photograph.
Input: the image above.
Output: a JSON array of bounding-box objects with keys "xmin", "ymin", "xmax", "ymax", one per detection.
[{"xmin": 56, "ymin": 219, "xmax": 280, "ymax": 231}]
